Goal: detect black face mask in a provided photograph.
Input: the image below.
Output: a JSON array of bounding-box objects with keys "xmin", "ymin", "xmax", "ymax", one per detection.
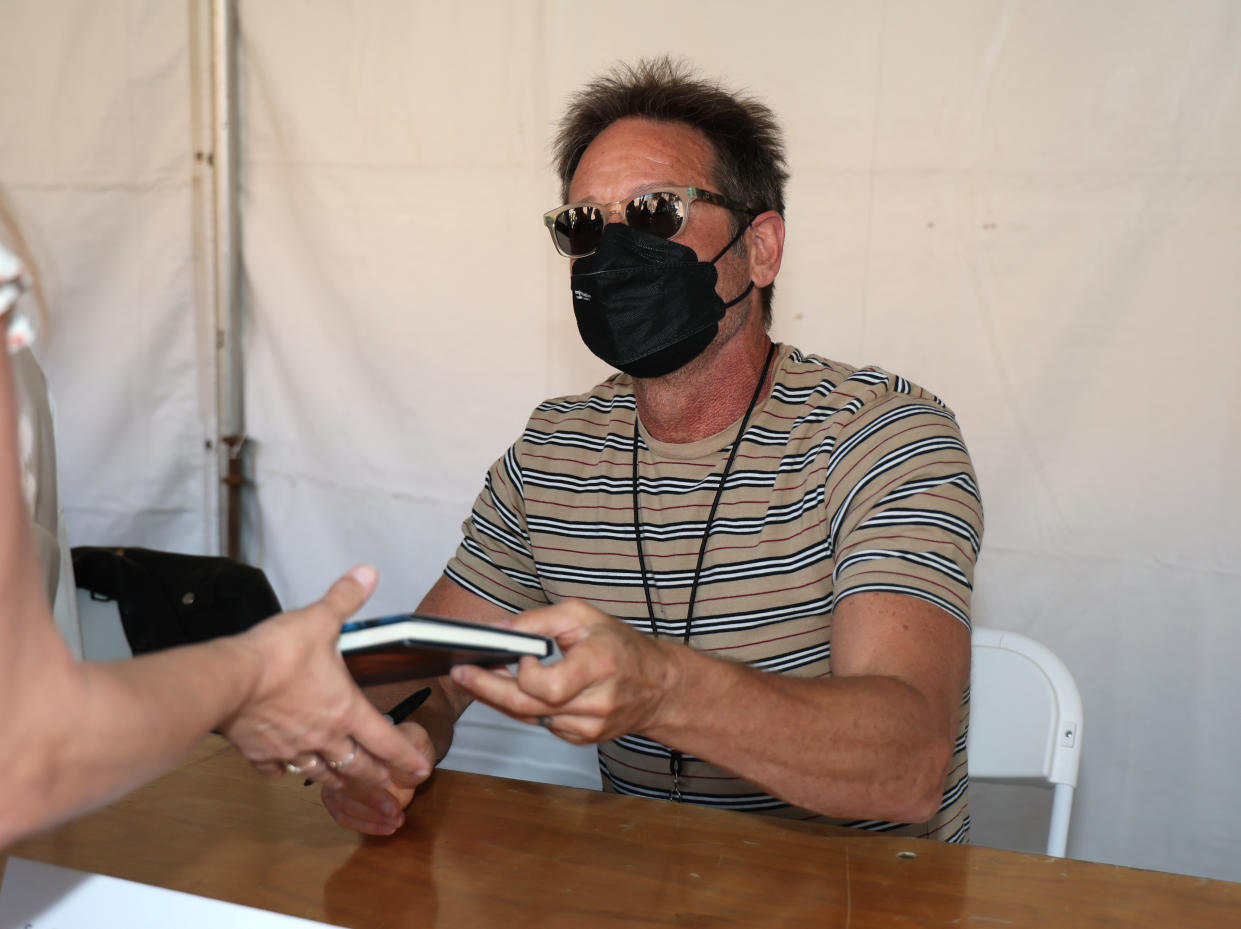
[{"xmin": 570, "ymin": 222, "xmax": 754, "ymax": 378}]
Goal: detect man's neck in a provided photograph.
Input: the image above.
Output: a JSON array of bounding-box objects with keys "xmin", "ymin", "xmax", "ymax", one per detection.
[{"xmin": 633, "ymin": 331, "xmax": 775, "ymax": 445}]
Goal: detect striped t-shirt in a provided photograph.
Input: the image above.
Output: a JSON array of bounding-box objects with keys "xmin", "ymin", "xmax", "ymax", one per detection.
[{"xmin": 445, "ymin": 344, "xmax": 982, "ymax": 842}]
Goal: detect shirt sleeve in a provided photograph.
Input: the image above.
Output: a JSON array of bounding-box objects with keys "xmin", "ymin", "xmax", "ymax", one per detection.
[
  {"xmin": 444, "ymin": 442, "xmax": 551, "ymax": 614},
  {"xmin": 825, "ymin": 379, "xmax": 984, "ymax": 629}
]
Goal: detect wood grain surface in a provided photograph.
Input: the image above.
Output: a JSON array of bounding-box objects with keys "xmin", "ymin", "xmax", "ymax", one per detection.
[{"xmin": 5, "ymin": 737, "xmax": 1238, "ymax": 927}]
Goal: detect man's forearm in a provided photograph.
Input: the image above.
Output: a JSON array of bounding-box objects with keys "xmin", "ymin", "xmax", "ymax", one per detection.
[{"xmin": 645, "ymin": 642, "xmax": 957, "ymax": 823}]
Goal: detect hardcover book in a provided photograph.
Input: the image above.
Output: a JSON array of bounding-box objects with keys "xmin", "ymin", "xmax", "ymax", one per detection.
[{"xmin": 338, "ymin": 613, "xmax": 553, "ymax": 685}]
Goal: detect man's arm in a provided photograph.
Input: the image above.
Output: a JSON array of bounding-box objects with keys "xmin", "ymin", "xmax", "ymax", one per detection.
[
  {"xmin": 452, "ymin": 590, "xmax": 969, "ymax": 823},
  {"xmin": 652, "ymin": 591, "xmax": 968, "ymax": 821}
]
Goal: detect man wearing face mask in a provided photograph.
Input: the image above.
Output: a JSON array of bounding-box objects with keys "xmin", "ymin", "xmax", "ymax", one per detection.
[{"xmin": 323, "ymin": 58, "xmax": 982, "ymax": 843}]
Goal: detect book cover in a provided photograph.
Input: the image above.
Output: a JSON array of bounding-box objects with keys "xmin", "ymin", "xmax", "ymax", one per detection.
[{"xmin": 338, "ymin": 613, "xmax": 553, "ymax": 685}]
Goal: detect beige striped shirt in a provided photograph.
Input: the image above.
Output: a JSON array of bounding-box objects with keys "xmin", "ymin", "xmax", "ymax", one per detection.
[{"xmin": 447, "ymin": 345, "xmax": 981, "ymax": 841}]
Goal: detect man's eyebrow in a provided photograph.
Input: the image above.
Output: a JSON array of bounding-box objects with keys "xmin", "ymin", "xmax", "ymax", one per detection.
[{"xmin": 568, "ymin": 183, "xmax": 690, "ymax": 204}]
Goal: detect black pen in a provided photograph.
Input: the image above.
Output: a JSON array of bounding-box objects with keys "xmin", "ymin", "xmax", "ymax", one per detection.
[
  {"xmin": 383, "ymin": 686, "xmax": 433, "ymax": 724},
  {"xmin": 304, "ymin": 687, "xmax": 434, "ymax": 785}
]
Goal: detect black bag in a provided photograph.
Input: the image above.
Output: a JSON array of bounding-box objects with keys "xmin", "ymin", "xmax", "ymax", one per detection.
[{"xmin": 71, "ymin": 546, "xmax": 282, "ymax": 655}]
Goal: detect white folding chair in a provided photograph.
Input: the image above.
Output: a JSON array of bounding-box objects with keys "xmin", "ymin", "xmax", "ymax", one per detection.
[{"xmin": 967, "ymin": 627, "xmax": 1083, "ymax": 857}]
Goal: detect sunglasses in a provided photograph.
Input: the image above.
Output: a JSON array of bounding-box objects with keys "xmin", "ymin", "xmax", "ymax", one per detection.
[{"xmin": 542, "ymin": 186, "xmax": 757, "ymax": 258}]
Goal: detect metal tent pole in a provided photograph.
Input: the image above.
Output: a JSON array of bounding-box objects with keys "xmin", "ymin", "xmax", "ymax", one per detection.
[{"xmin": 205, "ymin": 0, "xmax": 244, "ymax": 559}]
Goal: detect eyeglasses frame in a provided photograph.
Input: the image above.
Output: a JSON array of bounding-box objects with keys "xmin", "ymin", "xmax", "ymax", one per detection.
[{"xmin": 542, "ymin": 186, "xmax": 759, "ymax": 258}]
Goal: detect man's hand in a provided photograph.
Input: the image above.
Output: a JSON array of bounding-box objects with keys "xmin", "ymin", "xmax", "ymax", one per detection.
[
  {"xmin": 320, "ymin": 721, "xmax": 433, "ymax": 834},
  {"xmin": 449, "ymin": 600, "xmax": 677, "ymax": 744}
]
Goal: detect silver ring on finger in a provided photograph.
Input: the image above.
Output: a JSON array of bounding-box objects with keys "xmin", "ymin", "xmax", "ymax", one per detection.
[
  {"xmin": 326, "ymin": 737, "xmax": 359, "ymax": 771},
  {"xmin": 537, "ymin": 715, "xmax": 554, "ymax": 730},
  {"xmin": 285, "ymin": 755, "xmax": 323, "ymax": 776}
]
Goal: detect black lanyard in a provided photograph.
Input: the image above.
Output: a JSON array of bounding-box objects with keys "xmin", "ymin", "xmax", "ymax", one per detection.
[{"xmin": 630, "ymin": 341, "xmax": 776, "ymax": 799}]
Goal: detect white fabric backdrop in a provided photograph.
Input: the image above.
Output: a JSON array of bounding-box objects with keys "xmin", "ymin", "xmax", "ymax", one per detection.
[
  {"xmin": 0, "ymin": 1, "xmax": 213, "ymax": 552},
  {"xmin": 3, "ymin": 0, "xmax": 1239, "ymax": 883},
  {"xmin": 0, "ymin": 0, "xmax": 214, "ymax": 550}
]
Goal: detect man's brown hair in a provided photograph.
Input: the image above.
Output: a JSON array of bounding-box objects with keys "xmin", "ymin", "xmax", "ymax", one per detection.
[{"xmin": 553, "ymin": 57, "xmax": 788, "ymax": 326}]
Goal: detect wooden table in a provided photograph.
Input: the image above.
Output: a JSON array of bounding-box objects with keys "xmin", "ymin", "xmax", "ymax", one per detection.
[{"xmin": 4, "ymin": 737, "xmax": 1238, "ymax": 927}]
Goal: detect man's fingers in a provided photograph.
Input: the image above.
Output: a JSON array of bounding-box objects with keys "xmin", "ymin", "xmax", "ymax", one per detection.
[
  {"xmin": 452, "ymin": 664, "xmax": 560, "ymax": 718},
  {"xmin": 512, "ymin": 652, "xmax": 601, "ymax": 706},
  {"xmin": 453, "ymin": 657, "xmax": 605, "ymax": 719},
  {"xmin": 323, "ymin": 786, "xmax": 397, "ymax": 820},
  {"xmin": 332, "ymin": 813, "xmax": 401, "ymax": 836},
  {"xmin": 350, "ymin": 712, "xmax": 433, "ymax": 787},
  {"xmin": 506, "ymin": 603, "xmax": 595, "ymax": 645},
  {"xmin": 323, "ymin": 792, "xmax": 403, "ymax": 835},
  {"xmin": 527, "ymin": 712, "xmax": 603, "ymax": 745}
]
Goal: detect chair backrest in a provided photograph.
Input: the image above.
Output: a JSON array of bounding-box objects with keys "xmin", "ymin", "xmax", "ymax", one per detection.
[{"xmin": 967, "ymin": 627, "xmax": 1083, "ymax": 857}]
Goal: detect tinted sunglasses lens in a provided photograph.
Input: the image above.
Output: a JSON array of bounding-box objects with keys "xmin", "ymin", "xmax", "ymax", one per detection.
[
  {"xmin": 554, "ymin": 206, "xmax": 603, "ymax": 256},
  {"xmin": 626, "ymin": 191, "xmax": 684, "ymax": 239}
]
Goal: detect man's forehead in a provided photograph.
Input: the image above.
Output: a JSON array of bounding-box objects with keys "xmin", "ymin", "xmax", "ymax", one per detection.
[{"xmin": 568, "ymin": 117, "xmax": 718, "ymax": 201}]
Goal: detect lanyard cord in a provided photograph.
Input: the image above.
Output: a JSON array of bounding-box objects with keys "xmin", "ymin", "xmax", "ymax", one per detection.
[{"xmin": 631, "ymin": 342, "xmax": 776, "ymax": 799}]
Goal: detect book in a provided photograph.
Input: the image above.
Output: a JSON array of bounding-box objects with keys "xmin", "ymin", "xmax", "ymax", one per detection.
[{"xmin": 338, "ymin": 613, "xmax": 554, "ymax": 685}]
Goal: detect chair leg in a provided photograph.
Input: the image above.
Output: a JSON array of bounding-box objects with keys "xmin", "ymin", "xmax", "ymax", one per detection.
[{"xmin": 1046, "ymin": 784, "xmax": 1074, "ymax": 857}]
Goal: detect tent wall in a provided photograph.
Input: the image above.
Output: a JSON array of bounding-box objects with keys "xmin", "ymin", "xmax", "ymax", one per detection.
[
  {"xmin": 3, "ymin": 0, "xmax": 1239, "ymax": 882},
  {"xmin": 1, "ymin": 1, "xmax": 215, "ymax": 554}
]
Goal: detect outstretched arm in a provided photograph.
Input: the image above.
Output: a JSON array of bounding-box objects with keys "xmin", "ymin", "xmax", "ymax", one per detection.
[{"xmin": 0, "ymin": 350, "xmax": 431, "ymax": 848}]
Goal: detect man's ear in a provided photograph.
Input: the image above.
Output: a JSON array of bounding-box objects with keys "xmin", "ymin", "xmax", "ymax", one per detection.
[{"xmin": 747, "ymin": 211, "xmax": 785, "ymax": 288}]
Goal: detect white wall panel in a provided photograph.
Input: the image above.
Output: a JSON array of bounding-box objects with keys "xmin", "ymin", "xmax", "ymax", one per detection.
[{"xmin": 0, "ymin": 0, "xmax": 210, "ymax": 553}]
